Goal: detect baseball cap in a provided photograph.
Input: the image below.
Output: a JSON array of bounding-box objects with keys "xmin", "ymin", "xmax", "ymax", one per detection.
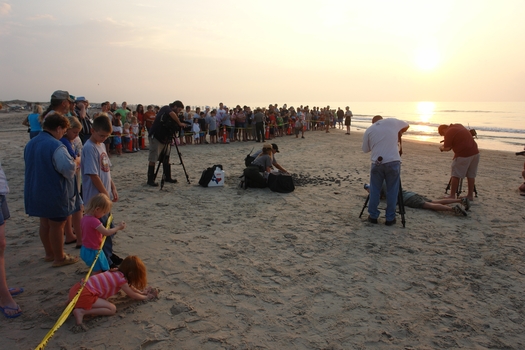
[
  {"xmin": 75, "ymin": 96, "xmax": 87, "ymax": 102},
  {"xmin": 51, "ymin": 90, "xmax": 74, "ymax": 102},
  {"xmin": 271, "ymin": 143, "xmax": 279, "ymax": 152}
]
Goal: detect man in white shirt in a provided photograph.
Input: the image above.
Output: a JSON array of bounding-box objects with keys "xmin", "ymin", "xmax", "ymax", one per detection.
[{"xmin": 362, "ymin": 115, "xmax": 409, "ymax": 225}]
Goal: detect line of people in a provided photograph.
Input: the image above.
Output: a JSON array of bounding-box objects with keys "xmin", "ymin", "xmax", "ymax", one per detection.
[{"xmin": 6, "ymin": 90, "xmax": 158, "ymax": 324}]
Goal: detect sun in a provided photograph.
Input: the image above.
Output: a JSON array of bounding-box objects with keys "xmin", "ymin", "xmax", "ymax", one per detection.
[{"xmin": 414, "ymin": 47, "xmax": 440, "ymax": 71}]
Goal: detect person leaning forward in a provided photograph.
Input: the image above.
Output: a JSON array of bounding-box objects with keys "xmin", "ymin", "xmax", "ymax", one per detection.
[
  {"xmin": 438, "ymin": 124, "xmax": 480, "ymax": 201},
  {"xmin": 251, "ymin": 143, "xmax": 289, "ymax": 174},
  {"xmin": 362, "ymin": 115, "xmax": 409, "ymax": 226},
  {"xmin": 147, "ymin": 101, "xmax": 186, "ymax": 186}
]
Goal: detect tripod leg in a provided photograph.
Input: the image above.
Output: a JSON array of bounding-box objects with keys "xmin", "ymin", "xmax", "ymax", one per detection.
[
  {"xmin": 172, "ymin": 136, "xmax": 191, "ymax": 184},
  {"xmin": 457, "ymin": 178, "xmax": 463, "ymax": 198},
  {"xmin": 445, "ymin": 178, "xmax": 451, "ymax": 194},
  {"xmin": 398, "ymin": 181, "xmax": 406, "ymax": 228},
  {"xmin": 359, "ymin": 195, "xmax": 369, "ymax": 218}
]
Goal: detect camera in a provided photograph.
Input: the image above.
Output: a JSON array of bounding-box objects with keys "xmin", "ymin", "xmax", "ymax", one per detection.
[{"xmin": 516, "ymin": 151, "xmax": 525, "ymax": 156}]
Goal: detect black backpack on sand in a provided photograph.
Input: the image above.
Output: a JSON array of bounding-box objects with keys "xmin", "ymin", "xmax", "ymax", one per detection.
[
  {"xmin": 199, "ymin": 164, "xmax": 223, "ymax": 187},
  {"xmin": 267, "ymin": 173, "xmax": 295, "ymax": 193}
]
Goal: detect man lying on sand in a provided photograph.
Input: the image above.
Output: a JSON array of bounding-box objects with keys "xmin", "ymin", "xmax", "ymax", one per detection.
[{"xmin": 365, "ymin": 184, "xmax": 469, "ymax": 216}]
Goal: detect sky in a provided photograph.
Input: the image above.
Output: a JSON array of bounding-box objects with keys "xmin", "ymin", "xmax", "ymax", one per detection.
[{"xmin": 1, "ymin": 0, "xmax": 524, "ymax": 106}]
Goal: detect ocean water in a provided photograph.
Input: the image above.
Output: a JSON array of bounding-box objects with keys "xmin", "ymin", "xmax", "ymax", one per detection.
[
  {"xmin": 344, "ymin": 102, "xmax": 525, "ymax": 153},
  {"xmin": 241, "ymin": 101, "xmax": 524, "ymax": 153}
]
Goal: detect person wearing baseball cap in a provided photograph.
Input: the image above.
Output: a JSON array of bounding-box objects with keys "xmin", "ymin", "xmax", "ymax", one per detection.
[
  {"xmin": 40, "ymin": 90, "xmax": 74, "ymax": 123},
  {"xmin": 250, "ymin": 143, "xmax": 289, "ymax": 174}
]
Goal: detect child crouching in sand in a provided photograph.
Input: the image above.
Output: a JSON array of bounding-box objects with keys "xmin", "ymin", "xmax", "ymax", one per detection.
[
  {"xmin": 80, "ymin": 194, "xmax": 126, "ymax": 272},
  {"xmin": 69, "ymin": 255, "xmax": 158, "ymax": 326}
]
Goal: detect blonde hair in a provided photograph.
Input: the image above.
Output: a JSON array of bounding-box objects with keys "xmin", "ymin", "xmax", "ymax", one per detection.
[
  {"xmin": 84, "ymin": 193, "xmax": 112, "ymax": 216},
  {"xmin": 33, "ymin": 104, "xmax": 43, "ymax": 114},
  {"xmin": 67, "ymin": 116, "xmax": 82, "ymax": 130}
]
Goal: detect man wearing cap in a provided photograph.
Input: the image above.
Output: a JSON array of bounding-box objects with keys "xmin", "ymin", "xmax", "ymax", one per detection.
[
  {"xmin": 251, "ymin": 143, "xmax": 289, "ymax": 174},
  {"xmin": 362, "ymin": 115, "xmax": 409, "ymax": 226},
  {"xmin": 147, "ymin": 101, "xmax": 186, "ymax": 186},
  {"xmin": 74, "ymin": 96, "xmax": 93, "ymax": 144}
]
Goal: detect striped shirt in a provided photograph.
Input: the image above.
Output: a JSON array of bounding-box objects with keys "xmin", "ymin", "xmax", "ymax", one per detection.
[{"xmin": 84, "ymin": 271, "xmax": 127, "ymax": 299}]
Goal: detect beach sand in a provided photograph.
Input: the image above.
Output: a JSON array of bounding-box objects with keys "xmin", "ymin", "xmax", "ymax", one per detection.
[{"xmin": 1, "ymin": 111, "xmax": 525, "ymax": 349}]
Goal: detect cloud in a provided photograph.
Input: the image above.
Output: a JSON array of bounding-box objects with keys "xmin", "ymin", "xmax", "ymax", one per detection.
[
  {"xmin": 28, "ymin": 14, "xmax": 55, "ymax": 21},
  {"xmin": 0, "ymin": 2, "xmax": 11, "ymax": 16}
]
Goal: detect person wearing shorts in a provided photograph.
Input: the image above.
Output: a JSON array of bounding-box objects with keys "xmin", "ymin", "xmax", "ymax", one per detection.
[
  {"xmin": 365, "ymin": 184, "xmax": 469, "ymax": 216},
  {"xmin": 439, "ymin": 124, "xmax": 480, "ymax": 201}
]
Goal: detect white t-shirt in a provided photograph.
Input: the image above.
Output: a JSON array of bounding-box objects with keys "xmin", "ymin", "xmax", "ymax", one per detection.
[{"xmin": 362, "ymin": 118, "xmax": 409, "ymax": 164}]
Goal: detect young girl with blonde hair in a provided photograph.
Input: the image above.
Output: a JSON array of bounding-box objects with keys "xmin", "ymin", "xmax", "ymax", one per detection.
[{"xmin": 80, "ymin": 194, "xmax": 126, "ymax": 272}]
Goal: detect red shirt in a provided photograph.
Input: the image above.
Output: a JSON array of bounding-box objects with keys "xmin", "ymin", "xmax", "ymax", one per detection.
[{"xmin": 443, "ymin": 124, "xmax": 479, "ymax": 159}]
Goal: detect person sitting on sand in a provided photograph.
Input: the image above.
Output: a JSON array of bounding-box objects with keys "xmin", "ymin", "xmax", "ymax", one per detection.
[
  {"xmin": 243, "ymin": 143, "xmax": 274, "ymax": 188},
  {"xmin": 364, "ymin": 184, "xmax": 470, "ymax": 216},
  {"xmin": 68, "ymin": 255, "xmax": 158, "ymax": 327}
]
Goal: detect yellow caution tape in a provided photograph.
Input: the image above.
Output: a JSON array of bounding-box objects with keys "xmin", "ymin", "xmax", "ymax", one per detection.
[{"xmin": 35, "ymin": 214, "xmax": 113, "ymax": 350}]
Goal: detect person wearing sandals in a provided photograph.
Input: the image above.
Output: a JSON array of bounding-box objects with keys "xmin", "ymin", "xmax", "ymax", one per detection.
[
  {"xmin": 0, "ymin": 161, "xmax": 23, "ymax": 318},
  {"xmin": 24, "ymin": 91, "xmax": 81, "ymax": 268}
]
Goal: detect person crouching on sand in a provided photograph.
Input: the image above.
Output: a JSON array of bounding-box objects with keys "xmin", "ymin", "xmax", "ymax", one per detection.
[{"xmin": 68, "ymin": 255, "xmax": 158, "ymax": 326}]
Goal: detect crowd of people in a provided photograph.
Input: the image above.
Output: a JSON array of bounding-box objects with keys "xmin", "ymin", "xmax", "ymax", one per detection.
[
  {"xmin": 1, "ymin": 91, "xmax": 160, "ymax": 323},
  {"xmin": 4, "ymin": 90, "xmax": 522, "ymax": 326}
]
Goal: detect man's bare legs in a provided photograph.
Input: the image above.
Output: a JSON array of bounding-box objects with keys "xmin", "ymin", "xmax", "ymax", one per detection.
[
  {"xmin": 422, "ymin": 199, "xmax": 461, "ymax": 212},
  {"xmin": 465, "ymin": 177, "xmax": 476, "ymax": 201},
  {"xmin": 0, "ymin": 223, "xmax": 21, "ymax": 316},
  {"xmin": 445, "ymin": 176, "xmax": 460, "ymax": 199},
  {"xmin": 519, "ymin": 164, "xmax": 525, "ymax": 196}
]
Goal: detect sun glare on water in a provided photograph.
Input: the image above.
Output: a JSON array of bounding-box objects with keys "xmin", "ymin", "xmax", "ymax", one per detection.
[{"xmin": 417, "ymin": 101, "xmax": 435, "ymax": 123}]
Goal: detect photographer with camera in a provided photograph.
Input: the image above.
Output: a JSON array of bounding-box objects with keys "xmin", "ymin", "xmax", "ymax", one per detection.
[
  {"xmin": 147, "ymin": 101, "xmax": 186, "ymax": 187},
  {"xmin": 362, "ymin": 115, "xmax": 409, "ymax": 226},
  {"xmin": 438, "ymin": 124, "xmax": 480, "ymax": 201}
]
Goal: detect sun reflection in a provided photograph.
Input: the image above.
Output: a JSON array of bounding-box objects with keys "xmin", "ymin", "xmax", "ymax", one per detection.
[{"xmin": 417, "ymin": 101, "xmax": 435, "ymax": 123}]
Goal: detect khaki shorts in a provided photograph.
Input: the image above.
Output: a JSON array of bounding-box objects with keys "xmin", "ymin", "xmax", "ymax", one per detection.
[
  {"xmin": 451, "ymin": 153, "xmax": 480, "ymax": 178},
  {"xmin": 148, "ymin": 137, "xmax": 170, "ymax": 163}
]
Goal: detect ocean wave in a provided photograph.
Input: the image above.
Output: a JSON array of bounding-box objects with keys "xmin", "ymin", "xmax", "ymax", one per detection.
[{"xmin": 436, "ymin": 109, "xmax": 510, "ymax": 114}]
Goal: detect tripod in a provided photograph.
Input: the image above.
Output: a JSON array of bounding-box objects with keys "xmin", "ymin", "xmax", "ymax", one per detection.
[
  {"xmin": 444, "ymin": 177, "xmax": 478, "ymax": 198},
  {"xmin": 154, "ymin": 140, "xmax": 190, "ymax": 190},
  {"xmin": 359, "ymin": 179, "xmax": 406, "ymax": 228}
]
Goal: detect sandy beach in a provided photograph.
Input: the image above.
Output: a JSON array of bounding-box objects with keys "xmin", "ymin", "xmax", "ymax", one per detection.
[{"xmin": 1, "ymin": 110, "xmax": 525, "ymax": 349}]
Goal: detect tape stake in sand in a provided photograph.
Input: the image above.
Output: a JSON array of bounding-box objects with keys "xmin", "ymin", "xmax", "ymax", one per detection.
[{"xmin": 35, "ymin": 215, "xmax": 113, "ymax": 350}]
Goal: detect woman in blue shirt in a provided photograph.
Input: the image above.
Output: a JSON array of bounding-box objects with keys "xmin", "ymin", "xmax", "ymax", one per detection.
[{"xmin": 22, "ymin": 104, "xmax": 43, "ymax": 139}]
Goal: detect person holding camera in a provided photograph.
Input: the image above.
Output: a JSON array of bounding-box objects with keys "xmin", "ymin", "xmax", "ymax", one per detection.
[
  {"xmin": 438, "ymin": 124, "xmax": 480, "ymax": 201},
  {"xmin": 147, "ymin": 101, "xmax": 186, "ymax": 186},
  {"xmin": 362, "ymin": 115, "xmax": 409, "ymax": 225}
]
